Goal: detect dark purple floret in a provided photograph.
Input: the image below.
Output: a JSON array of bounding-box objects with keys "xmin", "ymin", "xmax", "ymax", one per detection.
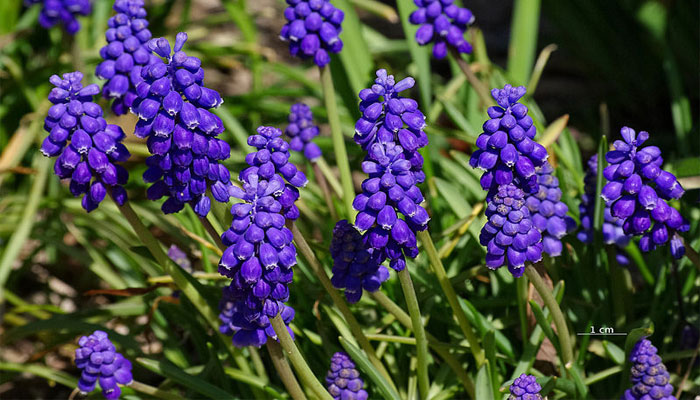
[
  {"xmin": 601, "ymin": 127, "xmax": 689, "ymax": 258},
  {"xmin": 408, "ymin": 0, "xmax": 474, "ymax": 59},
  {"xmin": 285, "ymin": 103, "xmax": 322, "ymax": 161},
  {"xmin": 25, "ymin": 0, "xmax": 91, "ymax": 34},
  {"xmin": 508, "ymin": 374, "xmax": 542, "ymax": 400},
  {"xmin": 96, "ymin": 0, "xmax": 158, "ymax": 116},
  {"xmin": 325, "ymin": 352, "xmax": 368, "ymax": 400},
  {"xmin": 41, "ymin": 71, "xmax": 131, "ymax": 212},
  {"xmin": 133, "ymin": 33, "xmax": 232, "ymax": 217},
  {"xmin": 279, "ymin": 0, "xmax": 344, "ymax": 67},
  {"xmin": 623, "ymin": 338, "xmax": 677, "ymax": 400},
  {"xmin": 330, "ymin": 220, "xmax": 389, "ymax": 303},
  {"xmin": 74, "ymin": 330, "xmax": 132, "ymax": 400}
]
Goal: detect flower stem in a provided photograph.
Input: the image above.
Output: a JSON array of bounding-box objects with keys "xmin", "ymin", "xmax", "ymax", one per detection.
[
  {"xmin": 269, "ymin": 314, "xmax": 333, "ymax": 400},
  {"xmin": 312, "ymin": 161, "xmax": 338, "ymax": 221},
  {"xmin": 198, "ymin": 213, "xmax": 226, "ymax": 252},
  {"xmin": 397, "ymin": 268, "xmax": 430, "ymax": 400},
  {"xmin": 680, "ymin": 236, "xmax": 700, "ymax": 271},
  {"xmin": 266, "ymin": 341, "xmax": 307, "ymax": 400},
  {"xmin": 316, "ymin": 156, "xmax": 343, "ymax": 197},
  {"xmin": 319, "ymin": 66, "xmax": 355, "ymax": 219},
  {"xmin": 417, "ymin": 230, "xmax": 485, "ymax": 367},
  {"xmin": 449, "ymin": 48, "xmax": 492, "ymax": 107}
]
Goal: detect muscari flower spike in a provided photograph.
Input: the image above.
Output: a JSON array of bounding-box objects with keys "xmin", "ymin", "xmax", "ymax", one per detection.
[
  {"xmin": 601, "ymin": 127, "xmax": 689, "ymax": 258},
  {"xmin": 285, "ymin": 103, "xmax": 322, "ymax": 162},
  {"xmin": 623, "ymin": 338, "xmax": 677, "ymax": 400},
  {"xmin": 96, "ymin": 0, "xmax": 158, "ymax": 115},
  {"xmin": 408, "ymin": 0, "xmax": 475, "ymax": 59},
  {"xmin": 41, "ymin": 71, "xmax": 131, "ymax": 212},
  {"xmin": 75, "ymin": 330, "xmax": 133, "ymax": 400},
  {"xmin": 508, "ymin": 374, "xmax": 543, "ymax": 400},
  {"xmin": 469, "ymin": 85, "xmax": 548, "ymax": 197},
  {"xmin": 326, "ymin": 352, "xmax": 369, "ymax": 400},
  {"xmin": 25, "ymin": 0, "xmax": 91, "ymax": 34},
  {"xmin": 330, "ymin": 220, "xmax": 389, "ymax": 303},
  {"xmin": 279, "ymin": 0, "xmax": 344, "ymax": 67},
  {"xmin": 133, "ymin": 33, "xmax": 232, "ymax": 217},
  {"xmin": 525, "ymin": 161, "xmax": 576, "ymax": 257}
]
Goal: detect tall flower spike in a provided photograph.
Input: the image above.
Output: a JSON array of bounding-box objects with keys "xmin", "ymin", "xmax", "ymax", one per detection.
[
  {"xmin": 330, "ymin": 220, "xmax": 389, "ymax": 303},
  {"xmin": 469, "ymin": 85, "xmax": 548, "ymax": 197},
  {"xmin": 408, "ymin": 0, "xmax": 475, "ymax": 59},
  {"xmin": 279, "ymin": 0, "xmax": 344, "ymax": 67},
  {"xmin": 96, "ymin": 0, "xmax": 157, "ymax": 115},
  {"xmin": 25, "ymin": 0, "xmax": 91, "ymax": 34},
  {"xmin": 623, "ymin": 338, "xmax": 677, "ymax": 400},
  {"xmin": 75, "ymin": 330, "xmax": 133, "ymax": 400},
  {"xmin": 525, "ymin": 161, "xmax": 576, "ymax": 257},
  {"xmin": 285, "ymin": 103, "xmax": 322, "ymax": 161},
  {"xmin": 41, "ymin": 71, "xmax": 131, "ymax": 212},
  {"xmin": 508, "ymin": 374, "xmax": 542, "ymax": 400},
  {"xmin": 479, "ymin": 183, "xmax": 542, "ymax": 277},
  {"xmin": 325, "ymin": 352, "xmax": 369, "ymax": 400},
  {"xmin": 133, "ymin": 33, "xmax": 232, "ymax": 217},
  {"xmin": 601, "ymin": 127, "xmax": 689, "ymax": 258}
]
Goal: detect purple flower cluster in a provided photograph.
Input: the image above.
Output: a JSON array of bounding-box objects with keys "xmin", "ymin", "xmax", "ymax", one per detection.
[
  {"xmin": 25, "ymin": 0, "xmax": 91, "ymax": 34},
  {"xmin": 279, "ymin": 0, "xmax": 344, "ymax": 67},
  {"xmin": 41, "ymin": 71, "xmax": 130, "ymax": 212},
  {"xmin": 96, "ymin": 0, "xmax": 157, "ymax": 116},
  {"xmin": 285, "ymin": 103, "xmax": 322, "ymax": 161},
  {"xmin": 75, "ymin": 330, "xmax": 133, "ymax": 400},
  {"xmin": 602, "ymin": 127, "xmax": 689, "ymax": 258},
  {"xmin": 508, "ymin": 374, "xmax": 542, "ymax": 400},
  {"xmin": 325, "ymin": 352, "xmax": 368, "ymax": 400},
  {"xmin": 623, "ymin": 338, "xmax": 677, "ymax": 400},
  {"xmin": 408, "ymin": 0, "xmax": 475, "ymax": 59},
  {"xmin": 133, "ymin": 33, "xmax": 232, "ymax": 217},
  {"xmin": 525, "ymin": 162, "xmax": 575, "ymax": 257},
  {"xmin": 330, "ymin": 220, "xmax": 389, "ymax": 303},
  {"xmin": 479, "ymin": 183, "xmax": 542, "ymax": 277}
]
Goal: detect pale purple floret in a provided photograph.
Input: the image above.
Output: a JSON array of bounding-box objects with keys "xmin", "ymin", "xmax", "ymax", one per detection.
[
  {"xmin": 279, "ymin": 0, "xmax": 344, "ymax": 67},
  {"xmin": 285, "ymin": 103, "xmax": 322, "ymax": 161},
  {"xmin": 408, "ymin": 0, "xmax": 475, "ymax": 59},
  {"xmin": 508, "ymin": 374, "xmax": 542, "ymax": 400},
  {"xmin": 25, "ymin": 0, "xmax": 91, "ymax": 34},
  {"xmin": 74, "ymin": 330, "xmax": 132, "ymax": 400},
  {"xmin": 325, "ymin": 352, "xmax": 368, "ymax": 400},
  {"xmin": 622, "ymin": 338, "xmax": 677, "ymax": 400}
]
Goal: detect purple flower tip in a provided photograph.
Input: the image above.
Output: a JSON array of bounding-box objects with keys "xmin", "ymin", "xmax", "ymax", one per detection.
[
  {"xmin": 623, "ymin": 338, "xmax": 677, "ymax": 400},
  {"xmin": 75, "ymin": 330, "xmax": 132, "ymax": 399},
  {"xmin": 326, "ymin": 352, "xmax": 368, "ymax": 400},
  {"xmin": 508, "ymin": 374, "xmax": 542, "ymax": 400}
]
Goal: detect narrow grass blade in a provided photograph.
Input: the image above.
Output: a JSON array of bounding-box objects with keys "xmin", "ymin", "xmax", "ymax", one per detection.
[
  {"xmin": 507, "ymin": 0, "xmax": 541, "ymax": 85},
  {"xmin": 339, "ymin": 336, "xmax": 401, "ymax": 400},
  {"xmin": 137, "ymin": 357, "xmax": 234, "ymax": 399}
]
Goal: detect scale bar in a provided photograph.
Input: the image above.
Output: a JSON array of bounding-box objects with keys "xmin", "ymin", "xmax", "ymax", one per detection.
[{"xmin": 576, "ymin": 333, "xmax": 627, "ymax": 336}]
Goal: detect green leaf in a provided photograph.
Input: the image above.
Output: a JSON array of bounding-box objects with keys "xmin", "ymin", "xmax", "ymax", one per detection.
[
  {"xmin": 593, "ymin": 135, "xmax": 608, "ymax": 236},
  {"xmin": 0, "ymin": 362, "xmax": 77, "ymax": 389},
  {"xmin": 137, "ymin": 357, "xmax": 234, "ymax": 399},
  {"xmin": 620, "ymin": 323, "xmax": 654, "ymax": 390},
  {"xmin": 475, "ymin": 361, "xmax": 494, "ymax": 400},
  {"xmin": 396, "ymin": 0, "xmax": 431, "ymax": 109},
  {"xmin": 339, "ymin": 337, "xmax": 401, "ymax": 400},
  {"xmin": 333, "ymin": 0, "xmax": 373, "ymax": 96},
  {"xmin": 602, "ymin": 340, "xmax": 625, "ymax": 365},
  {"xmin": 528, "ymin": 300, "xmax": 560, "ymax": 354},
  {"xmin": 507, "ymin": 0, "xmax": 541, "ymax": 85}
]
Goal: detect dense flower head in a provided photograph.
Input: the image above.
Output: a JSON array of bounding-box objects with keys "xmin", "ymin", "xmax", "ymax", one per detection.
[
  {"xmin": 285, "ymin": 103, "xmax": 322, "ymax": 161},
  {"xmin": 408, "ymin": 0, "xmax": 474, "ymax": 59},
  {"xmin": 74, "ymin": 330, "xmax": 132, "ymax": 399},
  {"xmin": 96, "ymin": 0, "xmax": 157, "ymax": 115},
  {"xmin": 41, "ymin": 71, "xmax": 131, "ymax": 212},
  {"xmin": 134, "ymin": 33, "xmax": 232, "ymax": 217},
  {"xmin": 508, "ymin": 374, "xmax": 542, "ymax": 400},
  {"xmin": 325, "ymin": 352, "xmax": 368, "ymax": 400},
  {"xmin": 525, "ymin": 161, "xmax": 576, "ymax": 257},
  {"xmin": 279, "ymin": 0, "xmax": 344, "ymax": 67},
  {"xmin": 601, "ymin": 127, "xmax": 689, "ymax": 258},
  {"xmin": 330, "ymin": 220, "xmax": 389, "ymax": 303},
  {"xmin": 25, "ymin": 0, "xmax": 91, "ymax": 34},
  {"xmin": 480, "ymin": 183, "xmax": 543, "ymax": 277},
  {"xmin": 623, "ymin": 338, "xmax": 676, "ymax": 400},
  {"xmin": 469, "ymin": 85, "xmax": 548, "ymax": 197}
]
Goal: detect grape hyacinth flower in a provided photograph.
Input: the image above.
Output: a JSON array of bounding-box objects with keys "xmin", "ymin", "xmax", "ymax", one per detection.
[
  {"xmin": 469, "ymin": 85, "xmax": 548, "ymax": 197},
  {"xmin": 279, "ymin": 0, "xmax": 344, "ymax": 67},
  {"xmin": 330, "ymin": 220, "xmax": 389, "ymax": 303},
  {"xmin": 285, "ymin": 103, "xmax": 322, "ymax": 161},
  {"xmin": 623, "ymin": 338, "xmax": 677, "ymax": 400},
  {"xmin": 479, "ymin": 183, "xmax": 543, "ymax": 277},
  {"xmin": 325, "ymin": 352, "xmax": 369, "ymax": 400},
  {"xmin": 25, "ymin": 0, "xmax": 91, "ymax": 34},
  {"xmin": 525, "ymin": 161, "xmax": 576, "ymax": 257},
  {"xmin": 133, "ymin": 33, "xmax": 232, "ymax": 217},
  {"xmin": 408, "ymin": 0, "xmax": 475, "ymax": 59},
  {"xmin": 601, "ymin": 127, "xmax": 689, "ymax": 258},
  {"xmin": 96, "ymin": 0, "xmax": 157, "ymax": 115},
  {"xmin": 508, "ymin": 374, "xmax": 542, "ymax": 400},
  {"xmin": 74, "ymin": 330, "xmax": 133, "ymax": 399},
  {"xmin": 41, "ymin": 71, "xmax": 131, "ymax": 212}
]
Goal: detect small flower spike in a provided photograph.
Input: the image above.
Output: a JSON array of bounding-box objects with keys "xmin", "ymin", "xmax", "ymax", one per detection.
[
  {"xmin": 508, "ymin": 374, "xmax": 543, "ymax": 400},
  {"xmin": 25, "ymin": 0, "xmax": 91, "ymax": 34},
  {"xmin": 75, "ymin": 330, "xmax": 132, "ymax": 399},
  {"xmin": 623, "ymin": 338, "xmax": 677, "ymax": 400},
  {"xmin": 41, "ymin": 71, "xmax": 131, "ymax": 212},
  {"xmin": 325, "ymin": 352, "xmax": 369, "ymax": 400},
  {"xmin": 408, "ymin": 0, "xmax": 475, "ymax": 59},
  {"xmin": 285, "ymin": 103, "xmax": 322, "ymax": 161},
  {"xmin": 280, "ymin": 0, "xmax": 344, "ymax": 67}
]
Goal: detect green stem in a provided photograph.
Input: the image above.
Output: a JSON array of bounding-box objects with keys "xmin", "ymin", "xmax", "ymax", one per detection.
[
  {"xmin": 316, "ymin": 156, "xmax": 343, "ymax": 197},
  {"xmin": 516, "ymin": 276, "xmax": 529, "ymax": 344},
  {"xmin": 266, "ymin": 341, "xmax": 307, "ymax": 400},
  {"xmin": 129, "ymin": 380, "xmax": 176, "ymax": 400},
  {"xmin": 397, "ymin": 269, "xmax": 430, "ymax": 399},
  {"xmin": 269, "ymin": 314, "xmax": 333, "ymax": 400},
  {"xmin": 198, "ymin": 213, "xmax": 226, "ymax": 252},
  {"xmin": 680, "ymin": 236, "xmax": 700, "ymax": 271},
  {"xmin": 319, "ymin": 66, "xmax": 355, "ymax": 219},
  {"xmin": 417, "ymin": 230, "xmax": 485, "ymax": 367},
  {"xmin": 449, "ymin": 48, "xmax": 492, "ymax": 107},
  {"xmin": 312, "ymin": 161, "xmax": 338, "ymax": 221}
]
